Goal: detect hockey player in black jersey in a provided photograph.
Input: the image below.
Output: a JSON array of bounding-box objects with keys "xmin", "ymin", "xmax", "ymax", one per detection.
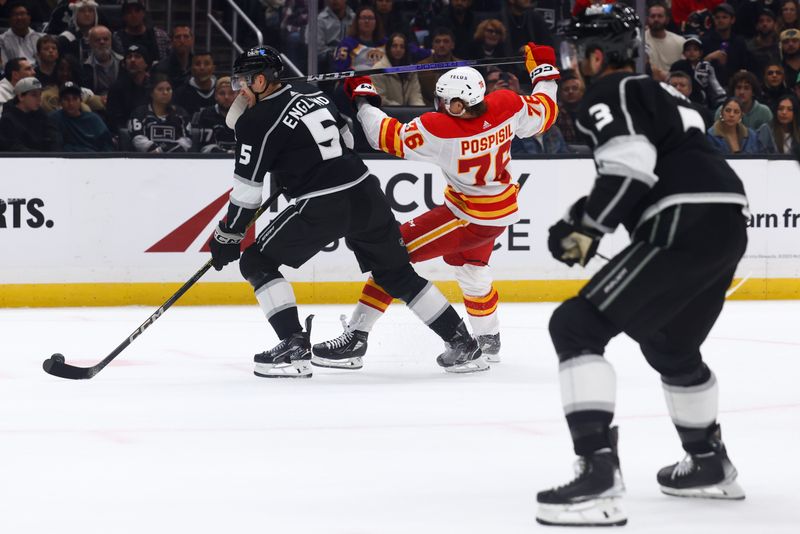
[
  {"xmin": 536, "ymin": 4, "xmax": 748, "ymax": 527},
  {"xmin": 191, "ymin": 76, "xmax": 236, "ymax": 154},
  {"xmin": 209, "ymin": 46, "xmax": 487, "ymax": 378}
]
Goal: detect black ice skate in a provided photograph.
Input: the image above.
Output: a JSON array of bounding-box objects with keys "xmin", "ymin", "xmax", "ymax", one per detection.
[
  {"xmin": 436, "ymin": 321, "xmax": 489, "ymax": 373},
  {"xmin": 477, "ymin": 333, "xmax": 501, "ymax": 363},
  {"xmin": 253, "ymin": 315, "xmax": 313, "ymax": 378},
  {"xmin": 657, "ymin": 424, "xmax": 745, "ymax": 500},
  {"xmin": 311, "ymin": 315, "xmax": 368, "ymax": 370},
  {"xmin": 536, "ymin": 427, "xmax": 627, "ymax": 527}
]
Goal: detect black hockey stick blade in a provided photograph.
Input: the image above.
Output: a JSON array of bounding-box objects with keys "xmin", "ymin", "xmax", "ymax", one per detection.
[
  {"xmin": 42, "ymin": 353, "xmax": 98, "ymax": 380},
  {"xmin": 280, "ymin": 56, "xmax": 526, "ymax": 84},
  {"xmin": 42, "ymin": 187, "xmax": 285, "ymax": 380}
]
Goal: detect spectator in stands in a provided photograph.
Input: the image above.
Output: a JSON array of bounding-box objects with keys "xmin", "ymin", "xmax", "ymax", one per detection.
[
  {"xmin": 702, "ymin": 3, "xmax": 752, "ymax": 87},
  {"xmin": 761, "ymin": 62, "xmax": 790, "ymax": 109},
  {"xmin": 0, "ymin": 77, "xmax": 60, "ymax": 151},
  {"xmin": 57, "ymin": 0, "xmax": 98, "ymax": 64},
  {"xmin": 129, "ymin": 74, "xmax": 191, "ymax": 153},
  {"xmin": 668, "ymin": 70, "xmax": 715, "ymax": 127},
  {"xmin": 672, "ymin": 0, "xmax": 722, "ymax": 31},
  {"xmin": 0, "ymin": 57, "xmax": 35, "ymax": 115},
  {"xmin": 34, "ymin": 35, "xmax": 59, "ymax": 88},
  {"xmin": 48, "ymin": 81, "xmax": 113, "ymax": 152},
  {"xmin": 113, "ymin": 0, "xmax": 170, "ymax": 63},
  {"xmin": 778, "ymin": 0, "xmax": 800, "ymax": 31},
  {"xmin": 647, "ymin": 2, "xmax": 686, "ymax": 82},
  {"xmin": 714, "ymin": 70, "xmax": 773, "ymax": 129},
  {"xmin": 334, "ymin": 5, "xmax": 386, "ymax": 72},
  {"xmin": 173, "ymin": 51, "xmax": 216, "ymax": 115},
  {"xmin": 192, "ymin": 76, "xmax": 236, "ymax": 154},
  {"xmin": 375, "ymin": 0, "xmax": 406, "ymax": 37},
  {"xmin": 432, "ymin": 0, "xmax": 477, "ymax": 59},
  {"xmin": 780, "ymin": 28, "xmax": 800, "ymax": 88},
  {"xmin": 747, "ymin": 8, "xmax": 781, "ymax": 79},
  {"xmin": 554, "ymin": 69, "xmax": 584, "ymax": 144},
  {"xmin": 468, "ymin": 19, "xmax": 512, "ymax": 66},
  {"xmin": 41, "ymin": 55, "xmax": 102, "ymax": 113},
  {"xmin": 371, "ymin": 32, "xmax": 425, "ymax": 106},
  {"xmin": 707, "ymin": 96, "xmax": 762, "ymax": 153},
  {"xmin": 671, "ymin": 36, "xmax": 719, "ymax": 106},
  {"xmin": 281, "ymin": 0, "xmax": 309, "ymax": 73},
  {"xmin": 317, "ymin": 0, "xmax": 356, "ymax": 73},
  {"xmin": 417, "ymin": 27, "xmax": 459, "ymax": 106},
  {"xmin": 82, "ymin": 25, "xmax": 121, "ymax": 98},
  {"xmin": 152, "ymin": 25, "xmax": 194, "ymax": 89},
  {"xmin": 502, "ymin": 0, "xmax": 554, "ymax": 54},
  {"xmin": 757, "ymin": 94, "xmax": 800, "ymax": 152},
  {"xmin": 106, "ymin": 44, "xmax": 151, "ymax": 130},
  {"xmin": 0, "ymin": 3, "xmax": 43, "ymax": 66}
]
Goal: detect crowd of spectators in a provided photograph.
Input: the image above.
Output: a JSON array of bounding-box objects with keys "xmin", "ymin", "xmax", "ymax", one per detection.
[{"xmin": 1, "ymin": 0, "xmax": 799, "ymax": 155}]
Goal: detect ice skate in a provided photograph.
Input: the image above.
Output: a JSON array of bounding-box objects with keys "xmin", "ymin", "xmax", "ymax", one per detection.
[
  {"xmin": 436, "ymin": 321, "xmax": 489, "ymax": 373},
  {"xmin": 311, "ymin": 315, "xmax": 368, "ymax": 370},
  {"xmin": 536, "ymin": 427, "xmax": 627, "ymax": 527},
  {"xmin": 254, "ymin": 315, "xmax": 313, "ymax": 378},
  {"xmin": 477, "ymin": 333, "xmax": 501, "ymax": 363},
  {"xmin": 657, "ymin": 424, "xmax": 745, "ymax": 500}
]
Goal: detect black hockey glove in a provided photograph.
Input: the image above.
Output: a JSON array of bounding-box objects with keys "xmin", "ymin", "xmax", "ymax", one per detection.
[
  {"xmin": 548, "ymin": 197, "xmax": 602, "ymax": 267},
  {"xmin": 209, "ymin": 222, "xmax": 245, "ymax": 271}
]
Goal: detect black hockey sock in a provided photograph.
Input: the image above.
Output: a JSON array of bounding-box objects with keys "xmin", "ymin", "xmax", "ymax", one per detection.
[
  {"xmin": 566, "ymin": 411, "xmax": 615, "ymax": 456},
  {"xmin": 428, "ymin": 306, "xmax": 462, "ymax": 341},
  {"xmin": 269, "ymin": 307, "xmax": 303, "ymax": 340}
]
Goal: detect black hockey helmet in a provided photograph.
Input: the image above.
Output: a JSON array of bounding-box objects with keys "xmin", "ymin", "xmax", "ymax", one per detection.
[
  {"xmin": 563, "ymin": 3, "xmax": 641, "ymax": 67},
  {"xmin": 231, "ymin": 46, "xmax": 283, "ymax": 90}
]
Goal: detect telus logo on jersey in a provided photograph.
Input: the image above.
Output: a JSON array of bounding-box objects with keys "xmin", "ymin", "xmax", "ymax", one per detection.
[
  {"xmin": 281, "ymin": 95, "xmax": 332, "ymax": 129},
  {"xmin": 0, "ymin": 198, "xmax": 53, "ymax": 229}
]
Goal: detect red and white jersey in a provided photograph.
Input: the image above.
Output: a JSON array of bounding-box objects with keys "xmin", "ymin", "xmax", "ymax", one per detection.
[{"xmin": 357, "ymin": 81, "xmax": 558, "ymax": 226}]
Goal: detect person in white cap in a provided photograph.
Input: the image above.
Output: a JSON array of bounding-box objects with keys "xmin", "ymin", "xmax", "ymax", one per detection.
[{"xmin": 0, "ymin": 76, "xmax": 60, "ymax": 151}]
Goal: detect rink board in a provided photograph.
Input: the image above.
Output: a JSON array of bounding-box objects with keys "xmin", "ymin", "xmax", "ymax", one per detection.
[{"xmin": 1, "ymin": 157, "xmax": 799, "ymax": 306}]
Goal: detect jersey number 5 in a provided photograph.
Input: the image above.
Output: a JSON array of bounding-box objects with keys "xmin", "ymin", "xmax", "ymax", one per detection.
[{"xmin": 301, "ymin": 108, "xmax": 343, "ymax": 161}]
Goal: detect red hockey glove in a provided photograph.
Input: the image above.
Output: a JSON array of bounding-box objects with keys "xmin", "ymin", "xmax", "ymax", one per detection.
[
  {"xmin": 525, "ymin": 42, "xmax": 560, "ymax": 86},
  {"xmin": 343, "ymin": 76, "xmax": 382, "ymax": 108}
]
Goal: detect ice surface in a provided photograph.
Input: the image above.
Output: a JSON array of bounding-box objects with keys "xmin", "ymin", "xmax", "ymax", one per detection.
[{"xmin": 1, "ymin": 302, "xmax": 798, "ymax": 533}]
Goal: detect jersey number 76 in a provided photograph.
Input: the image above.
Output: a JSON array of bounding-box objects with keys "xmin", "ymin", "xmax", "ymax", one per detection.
[{"xmin": 457, "ymin": 140, "xmax": 512, "ymax": 186}]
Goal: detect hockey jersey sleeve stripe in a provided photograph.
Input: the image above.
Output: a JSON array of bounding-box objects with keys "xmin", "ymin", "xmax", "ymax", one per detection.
[
  {"xmin": 464, "ymin": 287, "xmax": 500, "ymax": 304},
  {"xmin": 464, "ymin": 289, "xmax": 500, "ymax": 315},
  {"xmin": 532, "ymin": 93, "xmax": 559, "ymax": 133},
  {"xmin": 444, "ymin": 184, "xmax": 519, "ymax": 221},
  {"xmin": 378, "ymin": 117, "xmax": 405, "ymax": 158},
  {"xmin": 594, "ymin": 135, "xmax": 658, "ymax": 187},
  {"xmin": 230, "ymin": 178, "xmax": 264, "ymax": 209}
]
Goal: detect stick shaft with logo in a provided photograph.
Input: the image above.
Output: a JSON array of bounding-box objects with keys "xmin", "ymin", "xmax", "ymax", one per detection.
[
  {"xmin": 281, "ymin": 56, "xmax": 526, "ymax": 83},
  {"xmin": 41, "ymin": 187, "xmax": 286, "ymax": 380}
]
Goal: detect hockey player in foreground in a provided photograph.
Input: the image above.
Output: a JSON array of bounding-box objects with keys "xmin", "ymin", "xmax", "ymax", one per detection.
[
  {"xmin": 535, "ymin": 4, "xmax": 749, "ymax": 527},
  {"xmin": 311, "ymin": 42, "xmax": 560, "ymax": 371},
  {"xmin": 210, "ymin": 46, "xmax": 486, "ymax": 377}
]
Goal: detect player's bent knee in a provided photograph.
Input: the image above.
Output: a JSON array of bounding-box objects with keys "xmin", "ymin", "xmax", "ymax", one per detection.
[
  {"xmin": 240, "ymin": 246, "xmax": 281, "ymax": 291},
  {"xmin": 372, "ymin": 264, "xmax": 427, "ymax": 302},
  {"xmin": 549, "ymin": 297, "xmax": 616, "ymax": 361}
]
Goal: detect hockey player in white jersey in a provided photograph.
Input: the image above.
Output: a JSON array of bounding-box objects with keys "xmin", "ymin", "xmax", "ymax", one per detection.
[{"xmin": 312, "ymin": 42, "xmax": 559, "ymax": 372}]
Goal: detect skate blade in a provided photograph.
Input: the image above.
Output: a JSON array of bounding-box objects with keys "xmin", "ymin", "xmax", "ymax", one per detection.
[
  {"xmin": 254, "ymin": 360, "xmax": 312, "ymax": 378},
  {"xmin": 310, "ymin": 355, "xmax": 363, "ymax": 369},
  {"xmin": 536, "ymin": 497, "xmax": 627, "ymax": 527},
  {"xmin": 443, "ymin": 356, "xmax": 491, "ymax": 374},
  {"xmin": 659, "ymin": 478, "xmax": 745, "ymax": 500},
  {"xmin": 483, "ymin": 352, "xmax": 501, "ymax": 363}
]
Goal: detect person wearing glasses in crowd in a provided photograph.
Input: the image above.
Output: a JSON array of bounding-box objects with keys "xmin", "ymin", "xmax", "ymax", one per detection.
[{"xmin": 333, "ymin": 5, "xmax": 386, "ymax": 72}]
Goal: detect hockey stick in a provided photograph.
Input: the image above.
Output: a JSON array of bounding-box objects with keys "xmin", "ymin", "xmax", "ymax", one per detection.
[
  {"xmin": 280, "ymin": 56, "xmax": 526, "ymax": 83},
  {"xmin": 42, "ymin": 187, "xmax": 285, "ymax": 380}
]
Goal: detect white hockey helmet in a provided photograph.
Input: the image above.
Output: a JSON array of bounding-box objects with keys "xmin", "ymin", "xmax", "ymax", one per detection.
[{"xmin": 434, "ymin": 67, "xmax": 486, "ymax": 115}]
